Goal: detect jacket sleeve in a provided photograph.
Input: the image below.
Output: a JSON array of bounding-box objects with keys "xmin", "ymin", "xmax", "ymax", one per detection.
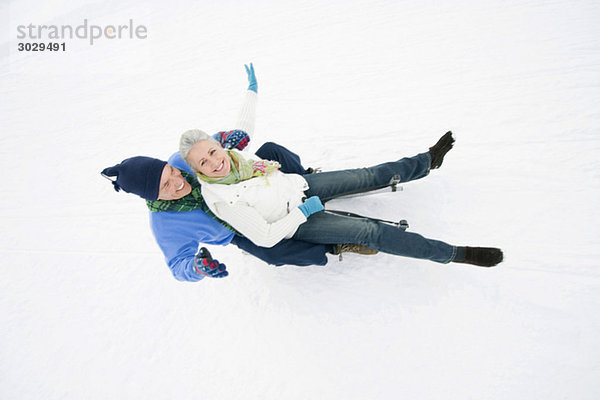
[
  {"xmin": 213, "ymin": 202, "xmax": 307, "ymax": 248},
  {"xmin": 234, "ymin": 90, "xmax": 257, "ymax": 140},
  {"xmin": 167, "ymin": 242, "xmax": 205, "ymax": 282},
  {"xmin": 153, "ymin": 222, "xmax": 205, "ymax": 282},
  {"xmin": 151, "ymin": 213, "xmax": 204, "ymax": 282},
  {"xmin": 149, "ymin": 210, "xmax": 236, "ymax": 282}
]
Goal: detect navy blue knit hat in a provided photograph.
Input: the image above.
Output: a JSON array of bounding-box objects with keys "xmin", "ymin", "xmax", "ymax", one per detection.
[{"xmin": 101, "ymin": 156, "xmax": 168, "ymax": 201}]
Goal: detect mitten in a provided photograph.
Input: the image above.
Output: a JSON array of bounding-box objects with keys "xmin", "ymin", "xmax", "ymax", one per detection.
[
  {"xmin": 194, "ymin": 247, "xmax": 229, "ymax": 278},
  {"xmin": 297, "ymin": 196, "xmax": 324, "ymax": 218},
  {"xmin": 245, "ymin": 63, "xmax": 257, "ymax": 93},
  {"xmin": 213, "ymin": 130, "xmax": 250, "ymax": 150}
]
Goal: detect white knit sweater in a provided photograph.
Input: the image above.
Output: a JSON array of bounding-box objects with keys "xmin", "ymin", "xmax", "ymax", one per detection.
[
  {"xmin": 201, "ymin": 171, "xmax": 309, "ymax": 247},
  {"xmin": 234, "ymin": 90, "xmax": 257, "ymax": 138}
]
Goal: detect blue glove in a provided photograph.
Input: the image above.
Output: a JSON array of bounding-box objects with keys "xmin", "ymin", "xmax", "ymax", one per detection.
[
  {"xmin": 245, "ymin": 63, "xmax": 257, "ymax": 93},
  {"xmin": 297, "ymin": 196, "xmax": 324, "ymax": 218},
  {"xmin": 212, "ymin": 130, "xmax": 250, "ymax": 150},
  {"xmin": 194, "ymin": 247, "xmax": 229, "ymax": 278}
]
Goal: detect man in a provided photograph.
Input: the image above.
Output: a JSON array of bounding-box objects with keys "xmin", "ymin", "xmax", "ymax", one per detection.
[{"xmin": 102, "ymin": 142, "xmax": 365, "ymax": 282}]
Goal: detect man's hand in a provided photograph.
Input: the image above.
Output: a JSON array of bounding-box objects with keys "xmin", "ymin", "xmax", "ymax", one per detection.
[
  {"xmin": 245, "ymin": 63, "xmax": 257, "ymax": 93},
  {"xmin": 213, "ymin": 130, "xmax": 250, "ymax": 150},
  {"xmin": 194, "ymin": 247, "xmax": 229, "ymax": 278}
]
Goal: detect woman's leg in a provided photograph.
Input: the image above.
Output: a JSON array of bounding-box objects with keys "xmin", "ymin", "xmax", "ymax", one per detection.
[
  {"xmin": 292, "ymin": 211, "xmax": 457, "ymax": 264},
  {"xmin": 303, "ymin": 152, "xmax": 432, "ymax": 202}
]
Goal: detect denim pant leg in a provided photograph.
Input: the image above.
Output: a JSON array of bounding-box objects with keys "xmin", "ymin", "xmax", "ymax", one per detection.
[
  {"xmin": 230, "ymin": 235, "xmax": 332, "ymax": 266},
  {"xmin": 255, "ymin": 142, "xmax": 308, "ymax": 175},
  {"xmin": 303, "ymin": 152, "xmax": 431, "ymax": 201},
  {"xmin": 292, "ymin": 212, "xmax": 457, "ymax": 264}
]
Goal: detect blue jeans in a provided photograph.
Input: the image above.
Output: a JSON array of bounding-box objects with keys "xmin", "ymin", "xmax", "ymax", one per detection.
[
  {"xmin": 292, "ymin": 152, "xmax": 458, "ymax": 263},
  {"xmin": 231, "ymin": 234, "xmax": 330, "ymax": 266}
]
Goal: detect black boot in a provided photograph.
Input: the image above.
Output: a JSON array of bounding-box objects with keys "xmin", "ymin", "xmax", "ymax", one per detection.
[
  {"xmin": 429, "ymin": 131, "xmax": 455, "ymax": 169},
  {"xmin": 453, "ymin": 247, "xmax": 503, "ymax": 267}
]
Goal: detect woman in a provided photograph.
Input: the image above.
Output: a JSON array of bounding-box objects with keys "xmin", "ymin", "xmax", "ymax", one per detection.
[
  {"xmin": 179, "ymin": 63, "xmax": 502, "ymax": 267},
  {"xmin": 179, "ymin": 128, "xmax": 503, "ymax": 267}
]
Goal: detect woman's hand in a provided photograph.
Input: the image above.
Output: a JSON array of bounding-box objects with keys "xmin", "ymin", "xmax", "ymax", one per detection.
[
  {"xmin": 298, "ymin": 196, "xmax": 324, "ymax": 218},
  {"xmin": 245, "ymin": 63, "xmax": 257, "ymax": 93}
]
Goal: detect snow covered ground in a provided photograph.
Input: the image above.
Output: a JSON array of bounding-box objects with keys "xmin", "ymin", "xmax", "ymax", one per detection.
[{"xmin": 1, "ymin": 0, "xmax": 599, "ymax": 399}]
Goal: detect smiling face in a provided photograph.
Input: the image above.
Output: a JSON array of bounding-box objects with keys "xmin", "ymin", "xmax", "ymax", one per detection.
[
  {"xmin": 187, "ymin": 139, "xmax": 232, "ymax": 178},
  {"xmin": 157, "ymin": 164, "xmax": 192, "ymax": 200}
]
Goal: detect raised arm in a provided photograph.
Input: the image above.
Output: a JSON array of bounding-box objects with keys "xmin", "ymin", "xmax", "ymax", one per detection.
[
  {"xmin": 235, "ymin": 63, "xmax": 258, "ymax": 138},
  {"xmin": 212, "ymin": 63, "xmax": 258, "ymax": 150}
]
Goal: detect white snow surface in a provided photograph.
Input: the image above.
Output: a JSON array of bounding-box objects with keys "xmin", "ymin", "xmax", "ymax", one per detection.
[{"xmin": 1, "ymin": 0, "xmax": 600, "ymax": 399}]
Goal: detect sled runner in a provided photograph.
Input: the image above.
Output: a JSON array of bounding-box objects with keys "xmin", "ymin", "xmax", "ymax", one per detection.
[{"xmin": 318, "ymin": 174, "xmax": 410, "ymax": 231}]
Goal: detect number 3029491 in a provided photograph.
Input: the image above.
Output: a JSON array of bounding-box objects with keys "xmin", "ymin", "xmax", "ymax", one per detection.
[{"xmin": 18, "ymin": 42, "xmax": 66, "ymax": 51}]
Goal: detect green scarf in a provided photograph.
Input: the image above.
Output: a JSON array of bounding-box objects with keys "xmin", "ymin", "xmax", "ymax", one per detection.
[
  {"xmin": 146, "ymin": 170, "xmax": 239, "ymax": 235},
  {"xmin": 197, "ymin": 150, "xmax": 281, "ymax": 185}
]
